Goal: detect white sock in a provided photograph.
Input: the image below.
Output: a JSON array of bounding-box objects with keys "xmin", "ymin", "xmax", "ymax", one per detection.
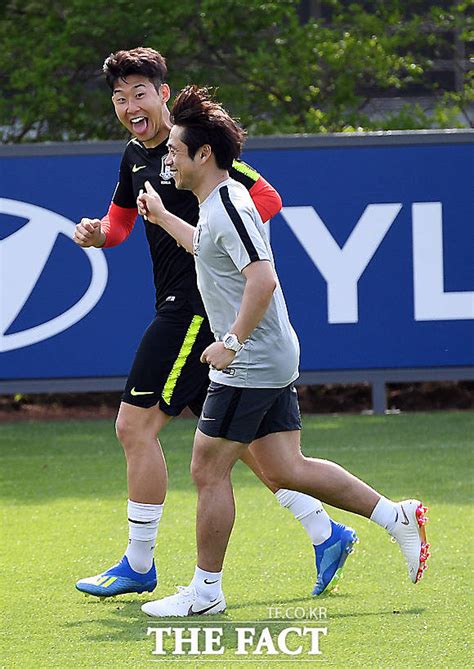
[
  {"xmin": 370, "ymin": 496, "xmax": 397, "ymax": 530},
  {"xmin": 192, "ymin": 566, "xmax": 222, "ymax": 603},
  {"xmin": 275, "ymin": 489, "xmax": 332, "ymax": 545},
  {"xmin": 124, "ymin": 500, "xmax": 163, "ymax": 573}
]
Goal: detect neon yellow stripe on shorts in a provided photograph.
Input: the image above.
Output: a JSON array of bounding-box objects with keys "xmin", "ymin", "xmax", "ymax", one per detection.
[{"xmin": 162, "ymin": 315, "xmax": 205, "ymax": 404}]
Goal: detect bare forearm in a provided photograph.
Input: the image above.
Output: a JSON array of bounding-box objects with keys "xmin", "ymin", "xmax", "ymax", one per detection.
[
  {"xmin": 231, "ymin": 278, "xmax": 275, "ymax": 343},
  {"xmin": 200, "ymin": 261, "xmax": 276, "ymax": 371}
]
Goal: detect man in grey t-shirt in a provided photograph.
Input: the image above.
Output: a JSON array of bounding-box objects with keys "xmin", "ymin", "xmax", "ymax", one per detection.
[
  {"xmin": 196, "ymin": 176, "xmax": 299, "ymax": 389},
  {"xmin": 137, "ymin": 86, "xmax": 430, "ymax": 617}
]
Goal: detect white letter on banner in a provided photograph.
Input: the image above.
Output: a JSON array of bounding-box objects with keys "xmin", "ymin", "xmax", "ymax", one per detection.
[
  {"xmin": 281, "ymin": 204, "xmax": 402, "ymax": 323},
  {"xmin": 305, "ymin": 627, "xmax": 328, "ymax": 655},
  {"xmin": 412, "ymin": 202, "xmax": 474, "ymax": 321},
  {"xmin": 277, "ymin": 627, "xmax": 303, "ymax": 655},
  {"xmin": 173, "ymin": 627, "xmax": 200, "ymax": 655},
  {"xmin": 147, "ymin": 627, "xmax": 171, "ymax": 655},
  {"xmin": 203, "ymin": 627, "xmax": 224, "ymax": 655},
  {"xmin": 235, "ymin": 628, "xmax": 255, "ymax": 655}
]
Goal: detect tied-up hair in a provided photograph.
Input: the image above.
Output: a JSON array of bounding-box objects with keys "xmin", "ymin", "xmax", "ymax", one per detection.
[
  {"xmin": 171, "ymin": 86, "xmax": 246, "ymax": 170},
  {"xmin": 103, "ymin": 47, "xmax": 167, "ymax": 92}
]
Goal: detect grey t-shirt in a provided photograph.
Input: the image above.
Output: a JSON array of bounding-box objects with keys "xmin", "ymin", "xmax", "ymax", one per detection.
[{"xmin": 194, "ymin": 177, "xmax": 300, "ymax": 388}]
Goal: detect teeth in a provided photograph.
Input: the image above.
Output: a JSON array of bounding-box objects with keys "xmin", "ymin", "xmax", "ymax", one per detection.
[{"xmin": 131, "ymin": 117, "xmax": 145, "ymax": 124}]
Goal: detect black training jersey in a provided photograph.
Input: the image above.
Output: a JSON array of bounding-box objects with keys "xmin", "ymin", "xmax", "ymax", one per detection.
[{"xmin": 112, "ymin": 137, "xmax": 263, "ymax": 313}]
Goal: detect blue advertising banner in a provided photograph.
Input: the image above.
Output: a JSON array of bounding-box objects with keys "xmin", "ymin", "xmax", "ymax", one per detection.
[{"xmin": 1, "ymin": 135, "xmax": 473, "ymax": 382}]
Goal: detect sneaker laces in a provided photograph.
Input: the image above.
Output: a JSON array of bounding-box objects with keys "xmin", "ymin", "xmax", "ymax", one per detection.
[{"xmin": 175, "ymin": 585, "xmax": 195, "ymax": 598}]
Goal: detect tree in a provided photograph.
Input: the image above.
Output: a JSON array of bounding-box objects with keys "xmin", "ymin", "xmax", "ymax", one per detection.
[{"xmin": 0, "ymin": 0, "xmax": 471, "ymax": 142}]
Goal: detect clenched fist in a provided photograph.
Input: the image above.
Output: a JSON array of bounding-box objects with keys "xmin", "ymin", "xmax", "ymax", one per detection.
[{"xmin": 73, "ymin": 218, "xmax": 106, "ymax": 248}]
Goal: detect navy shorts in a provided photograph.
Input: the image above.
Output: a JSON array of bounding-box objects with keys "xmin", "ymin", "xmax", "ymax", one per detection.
[
  {"xmin": 197, "ymin": 381, "xmax": 302, "ymax": 443},
  {"xmin": 122, "ymin": 300, "xmax": 214, "ymax": 416}
]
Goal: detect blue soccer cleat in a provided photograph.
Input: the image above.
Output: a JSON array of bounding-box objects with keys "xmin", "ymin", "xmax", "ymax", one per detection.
[
  {"xmin": 75, "ymin": 555, "xmax": 157, "ymax": 597},
  {"xmin": 312, "ymin": 521, "xmax": 358, "ymax": 596}
]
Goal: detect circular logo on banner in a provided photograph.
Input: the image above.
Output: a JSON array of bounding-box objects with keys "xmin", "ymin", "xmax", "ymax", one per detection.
[{"xmin": 0, "ymin": 198, "xmax": 108, "ymax": 352}]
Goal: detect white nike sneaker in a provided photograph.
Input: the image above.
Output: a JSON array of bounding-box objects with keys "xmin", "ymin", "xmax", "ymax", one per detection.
[
  {"xmin": 141, "ymin": 585, "xmax": 226, "ymax": 617},
  {"xmin": 389, "ymin": 499, "xmax": 430, "ymax": 583}
]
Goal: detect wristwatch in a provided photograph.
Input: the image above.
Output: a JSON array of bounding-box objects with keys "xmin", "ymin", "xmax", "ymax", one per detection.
[{"xmin": 223, "ymin": 332, "xmax": 244, "ymax": 353}]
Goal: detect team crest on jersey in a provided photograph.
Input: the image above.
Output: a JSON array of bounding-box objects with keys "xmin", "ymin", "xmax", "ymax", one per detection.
[{"xmin": 160, "ymin": 155, "xmax": 173, "ymax": 181}]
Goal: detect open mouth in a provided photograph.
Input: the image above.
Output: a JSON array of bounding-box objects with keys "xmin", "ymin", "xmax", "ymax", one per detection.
[{"xmin": 131, "ymin": 116, "xmax": 148, "ymax": 135}]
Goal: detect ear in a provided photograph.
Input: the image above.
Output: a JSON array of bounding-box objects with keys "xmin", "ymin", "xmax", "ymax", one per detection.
[
  {"xmin": 160, "ymin": 83, "xmax": 171, "ymax": 103},
  {"xmin": 200, "ymin": 144, "xmax": 212, "ymax": 161}
]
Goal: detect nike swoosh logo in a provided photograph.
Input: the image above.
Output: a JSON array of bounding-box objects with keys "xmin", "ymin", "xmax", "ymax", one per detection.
[
  {"xmin": 204, "ymin": 579, "xmax": 218, "ymax": 585},
  {"xmin": 188, "ymin": 599, "xmax": 222, "ymax": 616},
  {"xmin": 132, "ymin": 164, "xmax": 146, "ymax": 173},
  {"xmin": 130, "ymin": 387, "xmax": 154, "ymax": 396},
  {"xmin": 400, "ymin": 505, "xmax": 410, "ymax": 526},
  {"xmin": 201, "ymin": 415, "xmax": 216, "ymax": 421}
]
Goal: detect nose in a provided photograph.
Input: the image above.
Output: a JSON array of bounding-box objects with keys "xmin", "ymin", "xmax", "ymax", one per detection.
[
  {"xmin": 127, "ymin": 98, "xmax": 141, "ymax": 114},
  {"xmin": 165, "ymin": 153, "xmax": 173, "ymax": 167}
]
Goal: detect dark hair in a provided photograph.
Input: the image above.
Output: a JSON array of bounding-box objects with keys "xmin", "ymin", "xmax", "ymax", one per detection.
[
  {"xmin": 171, "ymin": 86, "xmax": 246, "ymax": 170},
  {"xmin": 103, "ymin": 47, "xmax": 167, "ymax": 92}
]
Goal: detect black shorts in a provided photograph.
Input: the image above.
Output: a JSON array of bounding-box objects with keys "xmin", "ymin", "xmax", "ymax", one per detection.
[
  {"xmin": 122, "ymin": 302, "xmax": 214, "ymax": 416},
  {"xmin": 197, "ymin": 382, "xmax": 302, "ymax": 443}
]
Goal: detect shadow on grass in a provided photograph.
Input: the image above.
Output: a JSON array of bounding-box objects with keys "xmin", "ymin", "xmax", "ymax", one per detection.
[{"xmin": 65, "ymin": 596, "xmax": 425, "ymax": 648}]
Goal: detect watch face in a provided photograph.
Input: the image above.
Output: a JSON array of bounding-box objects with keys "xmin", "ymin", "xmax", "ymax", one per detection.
[{"xmin": 224, "ymin": 334, "xmax": 240, "ymax": 351}]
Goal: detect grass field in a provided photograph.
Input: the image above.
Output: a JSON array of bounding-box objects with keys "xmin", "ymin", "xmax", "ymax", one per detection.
[{"xmin": 1, "ymin": 412, "xmax": 473, "ymax": 668}]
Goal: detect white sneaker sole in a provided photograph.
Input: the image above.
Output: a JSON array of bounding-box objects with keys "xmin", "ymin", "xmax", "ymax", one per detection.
[{"xmin": 142, "ymin": 597, "xmax": 226, "ymax": 618}]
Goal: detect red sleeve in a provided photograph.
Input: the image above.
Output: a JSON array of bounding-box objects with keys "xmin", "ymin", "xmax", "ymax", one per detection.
[
  {"xmin": 101, "ymin": 202, "xmax": 138, "ymax": 248},
  {"xmin": 249, "ymin": 176, "xmax": 283, "ymax": 223}
]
